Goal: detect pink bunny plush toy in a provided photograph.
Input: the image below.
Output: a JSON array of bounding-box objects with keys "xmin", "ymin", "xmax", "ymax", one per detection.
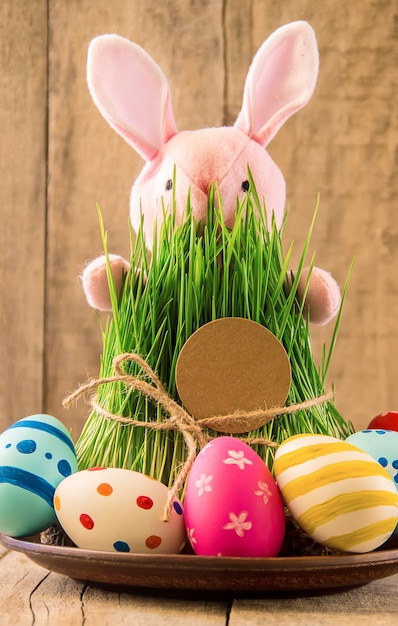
[{"xmin": 82, "ymin": 20, "xmax": 341, "ymax": 325}]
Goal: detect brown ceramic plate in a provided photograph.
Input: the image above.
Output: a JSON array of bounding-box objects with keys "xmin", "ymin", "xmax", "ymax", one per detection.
[{"xmin": 2, "ymin": 532, "xmax": 398, "ymax": 596}]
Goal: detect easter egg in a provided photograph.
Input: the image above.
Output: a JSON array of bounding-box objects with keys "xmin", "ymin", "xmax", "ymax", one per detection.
[
  {"xmin": 184, "ymin": 437, "xmax": 285, "ymax": 557},
  {"xmin": 274, "ymin": 434, "xmax": 398, "ymax": 553},
  {"xmin": 367, "ymin": 412, "xmax": 398, "ymax": 433},
  {"xmin": 54, "ymin": 468, "xmax": 185, "ymax": 554},
  {"xmin": 346, "ymin": 430, "xmax": 398, "ymax": 488},
  {"xmin": 0, "ymin": 414, "xmax": 78, "ymax": 537}
]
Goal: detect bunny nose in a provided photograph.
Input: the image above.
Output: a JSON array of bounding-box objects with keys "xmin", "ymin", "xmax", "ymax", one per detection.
[
  {"xmin": 188, "ymin": 184, "xmax": 210, "ymax": 223},
  {"xmin": 189, "ymin": 176, "xmax": 226, "ymax": 222},
  {"xmin": 194, "ymin": 173, "xmax": 219, "ymax": 195}
]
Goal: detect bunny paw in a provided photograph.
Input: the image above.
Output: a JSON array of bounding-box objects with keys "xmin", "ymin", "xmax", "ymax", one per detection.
[
  {"xmin": 81, "ymin": 254, "xmax": 130, "ymax": 311},
  {"xmin": 295, "ymin": 267, "xmax": 341, "ymax": 325}
]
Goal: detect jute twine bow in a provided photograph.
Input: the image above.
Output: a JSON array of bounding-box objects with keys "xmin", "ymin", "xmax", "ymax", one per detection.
[{"xmin": 63, "ymin": 352, "xmax": 333, "ymax": 521}]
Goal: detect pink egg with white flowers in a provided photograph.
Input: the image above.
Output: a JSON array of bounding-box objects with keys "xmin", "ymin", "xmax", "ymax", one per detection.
[{"xmin": 184, "ymin": 437, "xmax": 285, "ymax": 557}]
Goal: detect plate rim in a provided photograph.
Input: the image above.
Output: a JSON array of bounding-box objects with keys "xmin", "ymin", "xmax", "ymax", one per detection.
[{"xmin": 2, "ymin": 532, "xmax": 398, "ymax": 595}]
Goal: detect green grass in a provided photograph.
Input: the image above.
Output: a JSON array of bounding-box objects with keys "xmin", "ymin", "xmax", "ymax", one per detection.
[{"xmin": 75, "ymin": 179, "xmax": 354, "ymax": 487}]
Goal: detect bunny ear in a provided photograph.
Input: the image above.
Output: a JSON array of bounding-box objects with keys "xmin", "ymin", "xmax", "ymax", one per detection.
[
  {"xmin": 235, "ymin": 21, "xmax": 319, "ymax": 147},
  {"xmin": 87, "ymin": 35, "xmax": 178, "ymax": 161}
]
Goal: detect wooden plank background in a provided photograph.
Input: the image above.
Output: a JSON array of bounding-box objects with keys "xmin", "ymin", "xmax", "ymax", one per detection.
[{"xmin": 0, "ymin": 0, "xmax": 397, "ymax": 442}]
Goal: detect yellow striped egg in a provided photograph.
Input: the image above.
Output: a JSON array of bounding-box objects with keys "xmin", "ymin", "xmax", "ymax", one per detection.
[{"xmin": 274, "ymin": 434, "xmax": 398, "ymax": 553}]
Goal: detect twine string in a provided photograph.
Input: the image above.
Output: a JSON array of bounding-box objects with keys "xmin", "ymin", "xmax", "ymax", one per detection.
[
  {"xmin": 63, "ymin": 352, "xmax": 334, "ymax": 521},
  {"xmin": 198, "ymin": 392, "xmax": 334, "ymax": 431}
]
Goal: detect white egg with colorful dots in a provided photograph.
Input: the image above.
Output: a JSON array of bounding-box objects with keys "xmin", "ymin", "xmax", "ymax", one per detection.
[
  {"xmin": 0, "ymin": 414, "xmax": 78, "ymax": 537},
  {"xmin": 54, "ymin": 468, "xmax": 186, "ymax": 554}
]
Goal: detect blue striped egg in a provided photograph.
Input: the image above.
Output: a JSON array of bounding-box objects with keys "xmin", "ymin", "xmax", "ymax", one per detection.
[
  {"xmin": 274, "ymin": 434, "xmax": 398, "ymax": 553},
  {"xmin": 0, "ymin": 414, "xmax": 77, "ymax": 537}
]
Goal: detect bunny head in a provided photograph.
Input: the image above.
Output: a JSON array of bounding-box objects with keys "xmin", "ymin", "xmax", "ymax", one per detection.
[{"xmin": 87, "ymin": 21, "xmax": 319, "ymax": 248}]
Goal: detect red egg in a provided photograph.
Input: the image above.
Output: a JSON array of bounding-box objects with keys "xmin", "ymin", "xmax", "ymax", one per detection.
[{"xmin": 367, "ymin": 412, "xmax": 398, "ymax": 432}]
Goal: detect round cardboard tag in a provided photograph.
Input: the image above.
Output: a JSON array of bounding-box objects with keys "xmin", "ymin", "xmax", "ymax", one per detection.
[{"xmin": 175, "ymin": 317, "xmax": 291, "ymax": 434}]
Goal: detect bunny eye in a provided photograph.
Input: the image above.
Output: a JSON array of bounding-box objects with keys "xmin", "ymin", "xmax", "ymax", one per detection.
[
  {"xmin": 165, "ymin": 179, "xmax": 173, "ymax": 191},
  {"xmin": 241, "ymin": 180, "xmax": 250, "ymax": 193}
]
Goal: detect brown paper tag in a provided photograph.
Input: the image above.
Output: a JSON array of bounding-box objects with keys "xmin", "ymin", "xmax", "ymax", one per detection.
[{"xmin": 175, "ymin": 318, "xmax": 291, "ymax": 434}]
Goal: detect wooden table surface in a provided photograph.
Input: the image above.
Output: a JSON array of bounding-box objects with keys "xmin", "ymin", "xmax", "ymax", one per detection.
[{"xmin": 1, "ymin": 543, "xmax": 398, "ymax": 625}]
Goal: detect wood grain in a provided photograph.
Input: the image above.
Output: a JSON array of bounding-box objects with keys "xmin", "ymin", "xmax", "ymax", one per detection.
[
  {"xmin": 256, "ymin": 1, "xmax": 398, "ymax": 429},
  {"xmin": 230, "ymin": 576, "xmax": 398, "ymax": 624},
  {"xmin": 0, "ymin": 550, "xmax": 228, "ymax": 625},
  {"xmin": 1, "ymin": 549, "xmax": 398, "ymax": 624},
  {"xmin": 44, "ymin": 0, "xmax": 225, "ymax": 439},
  {"xmin": 0, "ymin": 0, "xmax": 397, "ymax": 438},
  {"xmin": 0, "ymin": 550, "xmax": 51, "ymax": 624},
  {"xmin": 0, "ymin": 1, "xmax": 47, "ymax": 426}
]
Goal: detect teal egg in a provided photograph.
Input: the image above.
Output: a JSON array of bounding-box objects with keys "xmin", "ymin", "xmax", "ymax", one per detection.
[
  {"xmin": 0, "ymin": 414, "xmax": 78, "ymax": 537},
  {"xmin": 346, "ymin": 429, "xmax": 398, "ymax": 489}
]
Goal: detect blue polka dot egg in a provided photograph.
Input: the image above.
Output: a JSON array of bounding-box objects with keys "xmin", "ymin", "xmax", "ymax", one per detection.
[
  {"xmin": 0, "ymin": 414, "xmax": 77, "ymax": 537},
  {"xmin": 345, "ymin": 429, "xmax": 398, "ymax": 488}
]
